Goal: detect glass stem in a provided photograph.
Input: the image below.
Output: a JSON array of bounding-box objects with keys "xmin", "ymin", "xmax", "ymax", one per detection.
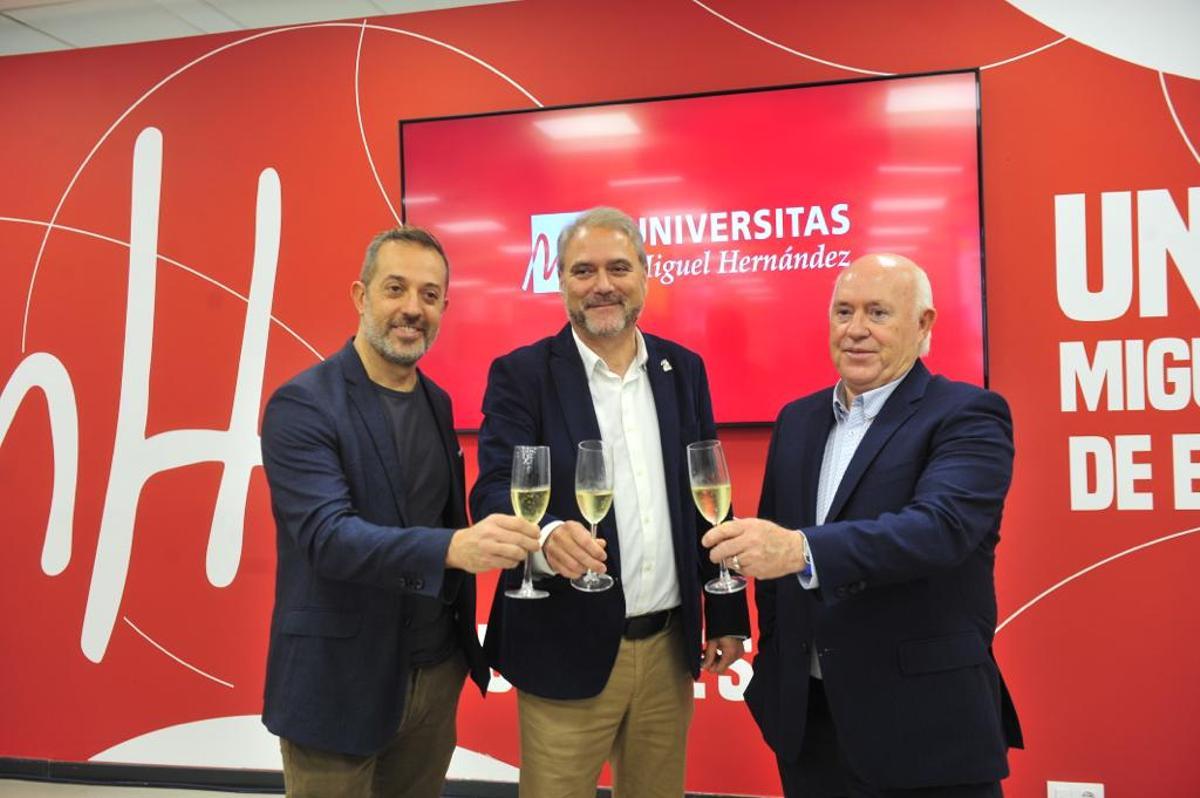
[
  {"xmin": 584, "ymin": 521, "xmax": 598, "ymax": 581},
  {"xmin": 715, "ymin": 523, "xmax": 732, "ymax": 584},
  {"xmin": 522, "ymin": 554, "xmax": 534, "ymax": 591}
]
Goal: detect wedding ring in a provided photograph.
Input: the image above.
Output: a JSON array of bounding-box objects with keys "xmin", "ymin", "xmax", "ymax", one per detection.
[{"xmin": 731, "ymin": 555, "xmax": 742, "ymax": 571}]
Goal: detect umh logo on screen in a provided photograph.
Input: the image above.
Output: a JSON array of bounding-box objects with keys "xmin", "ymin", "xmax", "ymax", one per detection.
[{"xmin": 522, "ymin": 210, "xmax": 581, "ymax": 293}]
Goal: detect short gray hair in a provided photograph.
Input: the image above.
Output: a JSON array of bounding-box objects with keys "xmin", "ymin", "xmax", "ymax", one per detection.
[
  {"xmin": 556, "ymin": 206, "xmax": 647, "ymax": 272},
  {"xmin": 360, "ymin": 225, "xmax": 449, "ymax": 287}
]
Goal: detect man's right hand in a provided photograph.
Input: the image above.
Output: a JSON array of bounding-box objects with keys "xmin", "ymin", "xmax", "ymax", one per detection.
[
  {"xmin": 543, "ymin": 520, "xmax": 607, "ymax": 579},
  {"xmin": 446, "ymin": 514, "xmax": 541, "ymax": 574}
]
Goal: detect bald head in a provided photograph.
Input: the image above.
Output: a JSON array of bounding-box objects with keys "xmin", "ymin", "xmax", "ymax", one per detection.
[
  {"xmin": 828, "ymin": 253, "xmax": 937, "ymax": 401},
  {"xmin": 834, "ymin": 254, "xmax": 932, "ymax": 319}
]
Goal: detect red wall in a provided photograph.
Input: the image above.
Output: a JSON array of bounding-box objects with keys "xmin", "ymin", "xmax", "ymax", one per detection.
[{"xmin": 2, "ymin": 2, "xmax": 1197, "ymax": 795}]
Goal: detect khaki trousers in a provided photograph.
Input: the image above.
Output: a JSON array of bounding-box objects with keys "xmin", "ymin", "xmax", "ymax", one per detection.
[
  {"xmin": 279, "ymin": 652, "xmax": 468, "ymax": 798},
  {"xmin": 516, "ymin": 616, "xmax": 694, "ymax": 798}
]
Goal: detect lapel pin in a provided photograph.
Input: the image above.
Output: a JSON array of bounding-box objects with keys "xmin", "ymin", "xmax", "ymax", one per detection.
[{"xmin": 660, "ymin": 359, "xmax": 672, "ymax": 372}]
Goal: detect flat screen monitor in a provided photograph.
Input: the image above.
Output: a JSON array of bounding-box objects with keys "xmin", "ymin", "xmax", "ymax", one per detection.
[{"xmin": 400, "ymin": 70, "xmax": 983, "ymax": 429}]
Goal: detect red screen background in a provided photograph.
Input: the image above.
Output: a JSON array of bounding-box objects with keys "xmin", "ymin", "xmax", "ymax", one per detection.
[{"xmin": 403, "ymin": 72, "xmax": 984, "ymax": 427}]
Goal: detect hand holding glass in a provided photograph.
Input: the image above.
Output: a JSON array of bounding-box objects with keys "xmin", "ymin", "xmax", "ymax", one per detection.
[
  {"xmin": 506, "ymin": 445, "xmax": 550, "ymax": 600},
  {"xmin": 572, "ymin": 439, "xmax": 615, "ymax": 592},
  {"xmin": 687, "ymin": 439, "xmax": 746, "ymax": 594}
]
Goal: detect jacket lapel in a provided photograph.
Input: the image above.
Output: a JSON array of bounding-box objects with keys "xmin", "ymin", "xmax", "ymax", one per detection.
[
  {"xmin": 548, "ymin": 325, "xmax": 603, "ymax": 446},
  {"xmin": 422, "ymin": 373, "xmax": 466, "ymax": 529},
  {"xmin": 643, "ymin": 334, "xmax": 684, "ymax": 553},
  {"xmin": 824, "ymin": 360, "xmax": 930, "ymax": 523},
  {"xmin": 799, "ymin": 392, "xmax": 837, "ymax": 527},
  {"xmin": 548, "ymin": 325, "xmax": 615, "ymax": 569},
  {"xmin": 339, "ymin": 339, "xmax": 410, "ymax": 526}
]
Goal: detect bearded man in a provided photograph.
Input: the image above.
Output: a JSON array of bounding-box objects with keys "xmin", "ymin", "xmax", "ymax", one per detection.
[
  {"xmin": 260, "ymin": 226, "xmax": 540, "ymax": 797},
  {"xmin": 471, "ymin": 207, "xmax": 749, "ymax": 797}
]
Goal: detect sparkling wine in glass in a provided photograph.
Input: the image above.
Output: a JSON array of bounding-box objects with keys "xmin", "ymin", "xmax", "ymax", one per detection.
[
  {"xmin": 572, "ymin": 439, "xmax": 615, "ymax": 593},
  {"xmin": 687, "ymin": 439, "xmax": 747, "ymax": 595},
  {"xmin": 506, "ymin": 445, "xmax": 551, "ymax": 600}
]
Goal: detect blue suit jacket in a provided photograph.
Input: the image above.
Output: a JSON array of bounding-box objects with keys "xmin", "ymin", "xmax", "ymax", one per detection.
[
  {"xmin": 260, "ymin": 340, "xmax": 488, "ymax": 756},
  {"xmin": 744, "ymin": 361, "xmax": 1022, "ymax": 789},
  {"xmin": 470, "ymin": 325, "xmax": 749, "ymax": 699}
]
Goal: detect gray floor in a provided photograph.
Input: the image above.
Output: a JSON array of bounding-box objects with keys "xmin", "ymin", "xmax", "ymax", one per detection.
[
  {"xmin": 0, "ymin": 780, "xmax": 523, "ymax": 797},
  {"xmin": 0, "ymin": 781, "xmax": 269, "ymax": 796}
]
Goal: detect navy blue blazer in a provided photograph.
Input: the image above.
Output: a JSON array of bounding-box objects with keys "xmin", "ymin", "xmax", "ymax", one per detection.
[
  {"xmin": 470, "ymin": 325, "xmax": 750, "ymax": 699},
  {"xmin": 744, "ymin": 361, "xmax": 1022, "ymax": 789},
  {"xmin": 260, "ymin": 340, "xmax": 488, "ymax": 756}
]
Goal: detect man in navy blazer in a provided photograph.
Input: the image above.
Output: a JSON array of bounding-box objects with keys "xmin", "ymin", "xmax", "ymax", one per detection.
[
  {"xmin": 706, "ymin": 254, "xmax": 1022, "ymax": 797},
  {"xmin": 471, "ymin": 207, "xmax": 749, "ymax": 797},
  {"xmin": 260, "ymin": 226, "xmax": 539, "ymax": 797}
]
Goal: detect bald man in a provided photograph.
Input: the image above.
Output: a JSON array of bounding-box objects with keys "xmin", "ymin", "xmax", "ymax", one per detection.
[{"xmin": 704, "ymin": 254, "xmax": 1023, "ymax": 797}]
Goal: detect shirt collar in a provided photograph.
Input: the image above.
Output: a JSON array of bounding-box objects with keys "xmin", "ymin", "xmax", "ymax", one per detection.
[
  {"xmin": 832, "ymin": 368, "xmax": 910, "ymax": 422},
  {"xmin": 571, "ymin": 326, "xmax": 648, "ymax": 378}
]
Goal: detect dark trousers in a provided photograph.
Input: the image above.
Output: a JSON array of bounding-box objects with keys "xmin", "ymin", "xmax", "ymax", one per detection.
[{"xmin": 776, "ymin": 678, "xmax": 1002, "ymax": 798}]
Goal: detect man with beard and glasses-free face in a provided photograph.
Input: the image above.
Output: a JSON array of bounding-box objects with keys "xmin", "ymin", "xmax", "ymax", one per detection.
[
  {"xmin": 703, "ymin": 254, "xmax": 1022, "ymax": 798},
  {"xmin": 471, "ymin": 207, "xmax": 750, "ymax": 797},
  {"xmin": 260, "ymin": 226, "xmax": 541, "ymax": 798}
]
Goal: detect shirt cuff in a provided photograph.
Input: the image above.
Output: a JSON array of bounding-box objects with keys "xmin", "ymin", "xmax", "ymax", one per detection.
[
  {"xmin": 531, "ymin": 520, "xmax": 563, "ymax": 576},
  {"xmin": 796, "ymin": 530, "xmax": 818, "ymax": 589}
]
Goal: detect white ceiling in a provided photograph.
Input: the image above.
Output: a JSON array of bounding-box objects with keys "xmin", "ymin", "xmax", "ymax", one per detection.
[{"xmin": 0, "ymin": 0, "xmax": 511, "ymax": 56}]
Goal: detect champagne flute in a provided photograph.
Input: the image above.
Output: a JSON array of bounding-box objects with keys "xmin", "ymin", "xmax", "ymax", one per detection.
[
  {"xmin": 572, "ymin": 439, "xmax": 615, "ymax": 593},
  {"xmin": 506, "ymin": 445, "xmax": 551, "ymax": 600},
  {"xmin": 687, "ymin": 439, "xmax": 746, "ymax": 595}
]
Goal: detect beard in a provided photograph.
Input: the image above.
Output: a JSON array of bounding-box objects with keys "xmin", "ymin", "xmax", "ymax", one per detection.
[
  {"xmin": 363, "ymin": 313, "xmax": 436, "ymax": 366},
  {"xmin": 569, "ymin": 293, "xmax": 642, "ymax": 338}
]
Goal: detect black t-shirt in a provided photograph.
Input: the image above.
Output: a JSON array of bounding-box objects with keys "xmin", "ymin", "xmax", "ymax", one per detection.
[{"xmin": 376, "ymin": 377, "xmax": 457, "ymax": 667}]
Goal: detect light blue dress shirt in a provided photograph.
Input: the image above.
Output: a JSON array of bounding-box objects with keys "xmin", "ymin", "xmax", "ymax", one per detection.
[
  {"xmin": 799, "ymin": 370, "xmax": 910, "ymax": 591},
  {"xmin": 801, "ymin": 371, "xmax": 909, "ymax": 678}
]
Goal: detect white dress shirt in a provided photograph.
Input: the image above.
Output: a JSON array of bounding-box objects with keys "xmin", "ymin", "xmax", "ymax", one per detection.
[{"xmin": 536, "ymin": 328, "xmax": 681, "ymax": 617}]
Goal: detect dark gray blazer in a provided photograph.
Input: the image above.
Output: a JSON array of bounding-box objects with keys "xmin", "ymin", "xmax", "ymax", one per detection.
[{"xmin": 260, "ymin": 339, "xmax": 487, "ymax": 756}]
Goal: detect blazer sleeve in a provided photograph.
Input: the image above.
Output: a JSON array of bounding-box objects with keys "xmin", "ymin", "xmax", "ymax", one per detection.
[
  {"xmin": 804, "ymin": 389, "xmax": 1014, "ymax": 599},
  {"xmin": 751, "ymin": 413, "xmax": 785, "ymax": 646},
  {"xmin": 469, "ymin": 353, "xmax": 564, "ymax": 529},
  {"xmin": 261, "ymin": 380, "xmax": 454, "ymax": 597}
]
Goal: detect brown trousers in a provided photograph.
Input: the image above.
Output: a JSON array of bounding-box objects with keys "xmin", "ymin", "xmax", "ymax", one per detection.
[
  {"xmin": 279, "ymin": 652, "xmax": 468, "ymax": 798},
  {"xmin": 516, "ymin": 616, "xmax": 694, "ymax": 798}
]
